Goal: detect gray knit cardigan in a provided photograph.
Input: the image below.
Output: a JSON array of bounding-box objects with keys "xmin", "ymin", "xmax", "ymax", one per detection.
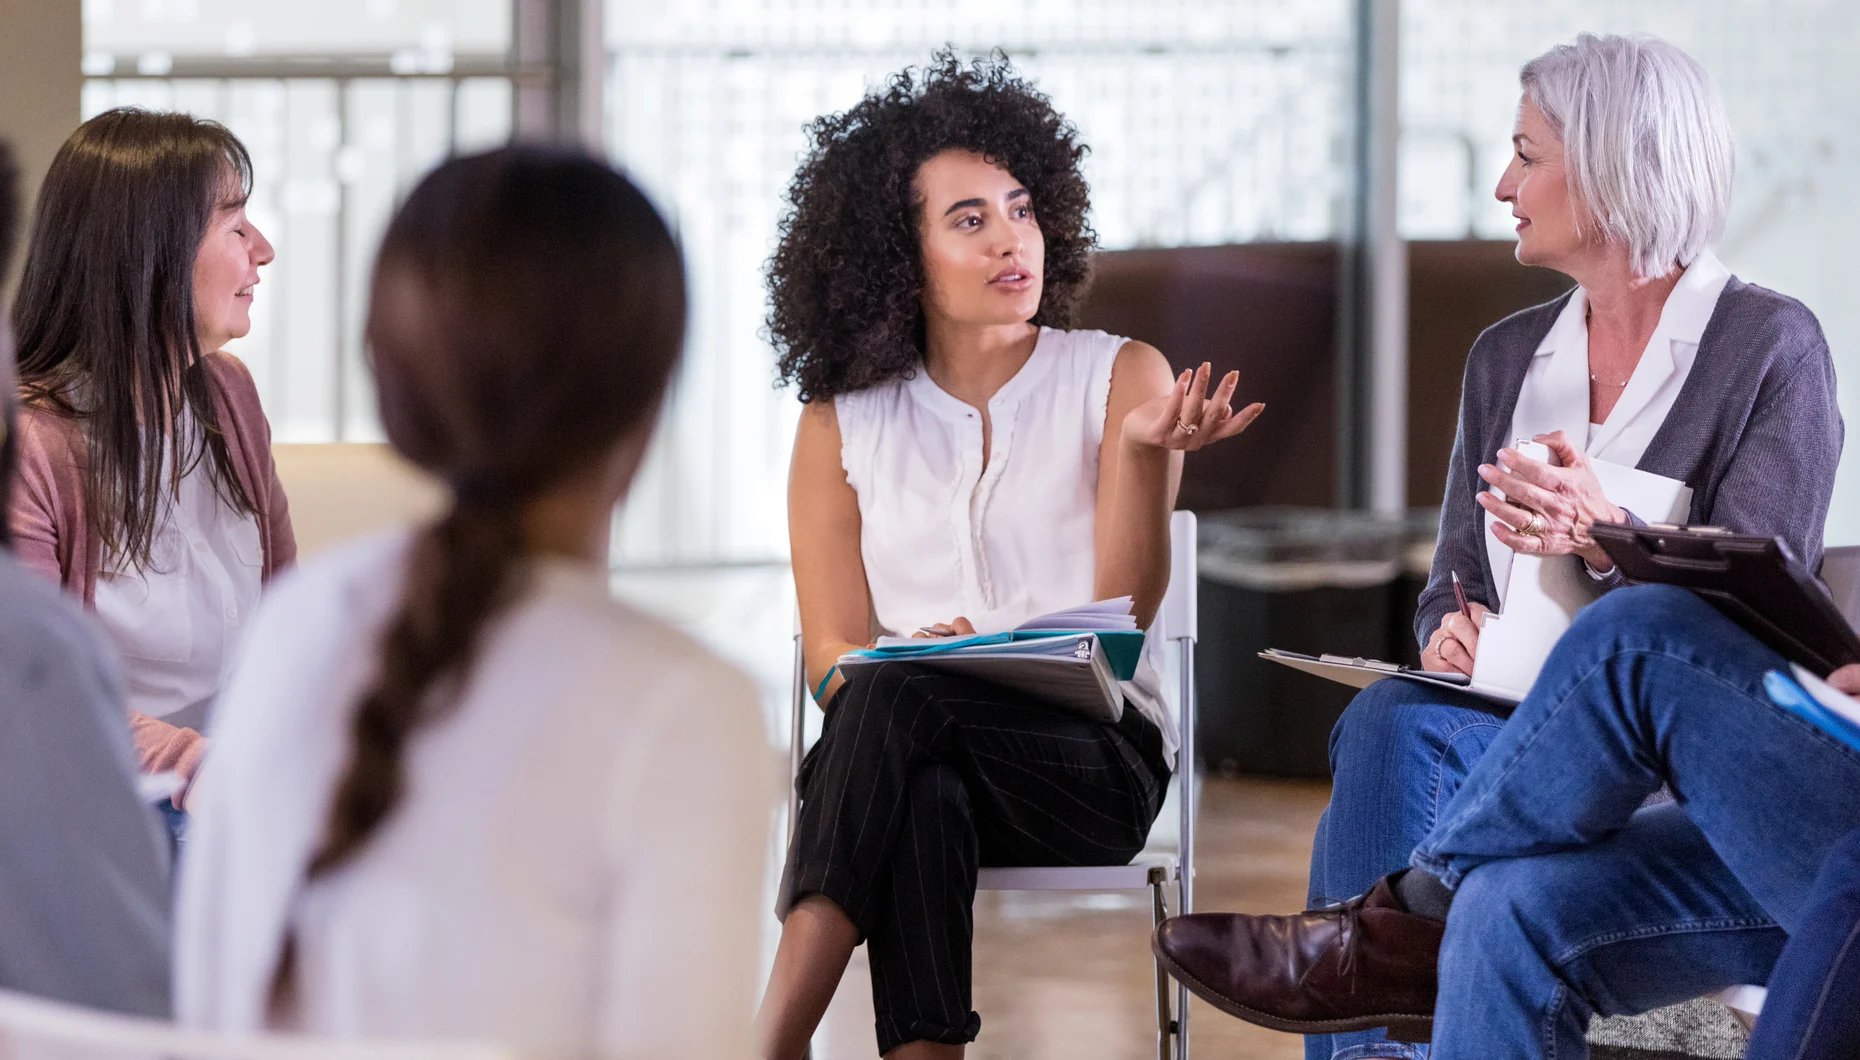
[{"xmin": 1415, "ymin": 278, "xmax": 1845, "ymax": 647}]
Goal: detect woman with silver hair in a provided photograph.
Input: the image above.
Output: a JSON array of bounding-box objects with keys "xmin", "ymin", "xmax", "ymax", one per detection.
[{"xmin": 1152, "ymin": 33, "xmax": 1842, "ymax": 1060}]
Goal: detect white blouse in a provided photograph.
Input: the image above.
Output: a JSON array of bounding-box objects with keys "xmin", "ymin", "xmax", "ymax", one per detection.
[
  {"xmin": 1488, "ymin": 250, "xmax": 1732, "ymax": 603},
  {"xmin": 175, "ymin": 531, "xmax": 778, "ymax": 1058},
  {"xmin": 92, "ymin": 425, "xmax": 263, "ymax": 728},
  {"xmin": 835, "ymin": 326, "xmax": 1177, "ymax": 764}
]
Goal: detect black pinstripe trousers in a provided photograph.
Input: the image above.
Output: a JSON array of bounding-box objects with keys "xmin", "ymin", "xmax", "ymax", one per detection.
[{"xmin": 779, "ymin": 661, "xmax": 1170, "ymax": 1055}]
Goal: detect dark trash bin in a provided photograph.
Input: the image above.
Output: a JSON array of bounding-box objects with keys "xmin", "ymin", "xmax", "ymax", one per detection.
[{"xmin": 1195, "ymin": 508, "xmax": 1405, "ymax": 778}]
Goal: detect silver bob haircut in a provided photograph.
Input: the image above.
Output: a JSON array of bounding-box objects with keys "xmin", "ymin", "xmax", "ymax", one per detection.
[{"xmin": 1521, "ymin": 34, "xmax": 1734, "ymax": 279}]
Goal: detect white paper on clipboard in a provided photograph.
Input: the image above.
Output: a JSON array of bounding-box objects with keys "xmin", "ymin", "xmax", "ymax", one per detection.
[{"xmin": 1258, "ymin": 650, "xmax": 1522, "ymax": 706}]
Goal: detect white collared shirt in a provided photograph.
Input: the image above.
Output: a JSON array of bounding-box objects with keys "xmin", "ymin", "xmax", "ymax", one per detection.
[
  {"xmin": 834, "ymin": 327, "xmax": 1177, "ymax": 765},
  {"xmin": 1488, "ymin": 250, "xmax": 1732, "ymax": 603},
  {"xmin": 92, "ymin": 419, "xmax": 264, "ymax": 727}
]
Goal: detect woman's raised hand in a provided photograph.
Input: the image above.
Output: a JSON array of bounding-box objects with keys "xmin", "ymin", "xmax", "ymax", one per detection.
[
  {"xmin": 1122, "ymin": 361, "xmax": 1266, "ymax": 452},
  {"xmin": 1475, "ymin": 430, "xmax": 1624, "ymax": 570}
]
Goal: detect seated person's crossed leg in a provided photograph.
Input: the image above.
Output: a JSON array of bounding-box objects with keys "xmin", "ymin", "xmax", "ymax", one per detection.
[{"xmin": 1159, "ymin": 585, "xmax": 1860, "ymax": 1058}]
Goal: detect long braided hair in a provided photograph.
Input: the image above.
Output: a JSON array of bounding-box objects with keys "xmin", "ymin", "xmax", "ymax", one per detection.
[{"xmin": 270, "ymin": 146, "xmax": 685, "ymax": 1004}]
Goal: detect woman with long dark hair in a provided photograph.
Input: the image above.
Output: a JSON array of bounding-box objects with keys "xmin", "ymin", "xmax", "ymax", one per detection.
[
  {"xmin": 9, "ymin": 108, "xmax": 294, "ymax": 802},
  {"xmin": 174, "ymin": 146, "xmax": 774, "ymax": 1056}
]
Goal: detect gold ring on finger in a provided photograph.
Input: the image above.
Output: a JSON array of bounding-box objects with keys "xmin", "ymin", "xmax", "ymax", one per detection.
[
  {"xmin": 1518, "ymin": 513, "xmax": 1542, "ymax": 536},
  {"xmin": 1175, "ymin": 419, "xmax": 1198, "ymax": 436}
]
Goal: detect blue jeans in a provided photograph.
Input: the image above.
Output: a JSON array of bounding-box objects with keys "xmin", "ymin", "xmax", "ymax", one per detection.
[
  {"xmin": 1747, "ymin": 826, "xmax": 1860, "ymax": 1060},
  {"xmin": 157, "ymin": 798, "xmax": 187, "ymax": 851},
  {"xmin": 1411, "ymin": 585, "xmax": 1860, "ymax": 1059},
  {"xmin": 1306, "ymin": 676, "xmax": 1507, "ymax": 1058}
]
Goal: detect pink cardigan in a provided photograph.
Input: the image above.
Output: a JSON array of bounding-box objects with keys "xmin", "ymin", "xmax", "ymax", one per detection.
[{"xmin": 9, "ymin": 352, "xmax": 296, "ymax": 779}]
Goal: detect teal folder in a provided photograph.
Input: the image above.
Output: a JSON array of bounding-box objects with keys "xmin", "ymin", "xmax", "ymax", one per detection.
[
  {"xmin": 838, "ymin": 630, "xmax": 1145, "ymax": 722},
  {"xmin": 843, "ymin": 629, "xmax": 1145, "ymax": 681}
]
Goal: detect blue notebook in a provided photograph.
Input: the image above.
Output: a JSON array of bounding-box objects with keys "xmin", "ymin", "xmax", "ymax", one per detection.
[
  {"xmin": 845, "ymin": 629, "xmax": 1146, "ymax": 681},
  {"xmin": 1765, "ymin": 665, "xmax": 1860, "ymax": 754}
]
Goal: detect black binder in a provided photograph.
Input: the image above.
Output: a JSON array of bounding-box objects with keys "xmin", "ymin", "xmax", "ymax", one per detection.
[{"xmin": 1590, "ymin": 523, "xmax": 1860, "ymax": 674}]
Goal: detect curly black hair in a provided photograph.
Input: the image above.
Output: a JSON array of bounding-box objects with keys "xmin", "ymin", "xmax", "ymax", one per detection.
[{"xmin": 767, "ymin": 49, "xmax": 1097, "ymax": 403}]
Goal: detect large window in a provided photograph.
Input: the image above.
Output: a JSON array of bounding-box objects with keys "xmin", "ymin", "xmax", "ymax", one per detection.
[
  {"xmin": 81, "ymin": 0, "xmax": 520, "ymax": 444},
  {"xmin": 91, "ymin": 5, "xmax": 1854, "ymax": 559},
  {"xmin": 79, "ymin": 0, "xmax": 1360, "ymax": 566}
]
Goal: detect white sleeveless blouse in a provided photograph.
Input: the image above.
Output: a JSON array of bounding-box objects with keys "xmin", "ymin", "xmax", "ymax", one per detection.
[{"xmin": 834, "ymin": 327, "xmax": 1178, "ymax": 766}]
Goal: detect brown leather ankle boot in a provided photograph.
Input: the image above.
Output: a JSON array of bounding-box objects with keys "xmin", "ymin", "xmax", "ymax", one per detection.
[{"xmin": 1151, "ymin": 875, "xmax": 1442, "ymax": 1043}]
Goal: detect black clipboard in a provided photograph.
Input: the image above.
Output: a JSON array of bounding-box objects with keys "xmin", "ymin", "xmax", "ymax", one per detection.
[{"xmin": 1591, "ymin": 523, "xmax": 1860, "ymax": 674}]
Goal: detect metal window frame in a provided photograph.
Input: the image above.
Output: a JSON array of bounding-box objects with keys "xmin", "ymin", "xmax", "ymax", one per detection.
[
  {"xmin": 83, "ymin": 1, "xmax": 1405, "ymax": 510},
  {"xmin": 80, "ymin": 0, "xmax": 594, "ymax": 440},
  {"xmin": 1339, "ymin": 0, "xmax": 1408, "ymax": 514},
  {"xmin": 513, "ymin": 0, "xmax": 605, "ymax": 147}
]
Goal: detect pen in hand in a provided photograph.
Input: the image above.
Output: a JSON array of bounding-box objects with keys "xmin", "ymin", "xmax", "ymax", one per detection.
[{"xmin": 1451, "ymin": 571, "xmax": 1474, "ymax": 621}]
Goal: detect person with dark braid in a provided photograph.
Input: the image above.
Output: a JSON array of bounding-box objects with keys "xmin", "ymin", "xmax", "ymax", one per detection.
[{"xmin": 172, "ymin": 147, "xmax": 777, "ymax": 1056}]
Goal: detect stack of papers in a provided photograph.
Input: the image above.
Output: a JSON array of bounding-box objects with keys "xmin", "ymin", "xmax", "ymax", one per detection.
[
  {"xmin": 839, "ymin": 599, "xmax": 1143, "ymax": 722},
  {"xmin": 871, "ymin": 597, "xmax": 1140, "ymax": 647}
]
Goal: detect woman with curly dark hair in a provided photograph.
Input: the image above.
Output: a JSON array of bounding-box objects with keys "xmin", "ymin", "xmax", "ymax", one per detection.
[{"xmin": 759, "ymin": 52, "xmax": 1264, "ymax": 1059}]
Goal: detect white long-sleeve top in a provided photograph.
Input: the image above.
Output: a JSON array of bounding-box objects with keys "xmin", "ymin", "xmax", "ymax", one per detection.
[{"xmin": 175, "ymin": 530, "xmax": 777, "ymax": 1058}]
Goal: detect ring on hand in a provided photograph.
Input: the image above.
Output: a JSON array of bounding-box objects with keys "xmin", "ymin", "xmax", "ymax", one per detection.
[
  {"xmin": 1175, "ymin": 418, "xmax": 1199, "ymax": 436},
  {"xmin": 1518, "ymin": 513, "xmax": 1543, "ymax": 536}
]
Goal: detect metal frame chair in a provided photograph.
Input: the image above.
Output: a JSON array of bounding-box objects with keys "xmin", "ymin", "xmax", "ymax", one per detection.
[{"xmin": 787, "ymin": 510, "xmax": 1200, "ymax": 1060}]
